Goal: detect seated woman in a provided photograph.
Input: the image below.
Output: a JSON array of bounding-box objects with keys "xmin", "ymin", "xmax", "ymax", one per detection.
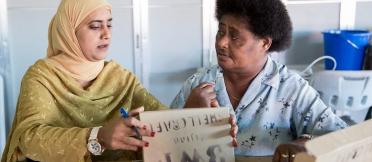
[
  {"xmin": 1, "ymin": 0, "xmax": 166, "ymax": 161},
  {"xmin": 171, "ymin": 0, "xmax": 348, "ymax": 161}
]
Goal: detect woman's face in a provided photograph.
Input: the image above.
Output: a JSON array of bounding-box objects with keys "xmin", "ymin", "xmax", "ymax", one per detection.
[
  {"xmin": 215, "ymin": 14, "xmax": 271, "ymax": 72},
  {"xmin": 76, "ymin": 7, "xmax": 112, "ymax": 62}
]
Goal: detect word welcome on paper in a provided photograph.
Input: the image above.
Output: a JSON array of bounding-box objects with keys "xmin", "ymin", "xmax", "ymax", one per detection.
[{"xmin": 140, "ymin": 108, "xmax": 234, "ymax": 162}]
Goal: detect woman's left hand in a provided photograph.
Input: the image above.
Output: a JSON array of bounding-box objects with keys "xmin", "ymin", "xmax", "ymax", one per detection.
[
  {"xmin": 272, "ymin": 138, "xmax": 309, "ymax": 162},
  {"xmin": 229, "ymin": 114, "xmax": 238, "ymax": 147}
]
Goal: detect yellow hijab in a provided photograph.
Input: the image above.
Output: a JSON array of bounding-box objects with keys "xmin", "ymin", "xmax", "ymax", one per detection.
[{"xmin": 46, "ymin": 0, "xmax": 112, "ymax": 81}]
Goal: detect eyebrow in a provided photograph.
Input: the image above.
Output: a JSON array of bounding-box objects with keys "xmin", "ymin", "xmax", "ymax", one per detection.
[
  {"xmin": 218, "ymin": 22, "xmax": 226, "ymax": 27},
  {"xmin": 89, "ymin": 18, "xmax": 113, "ymax": 23},
  {"xmin": 219, "ymin": 22, "xmax": 239, "ymax": 33}
]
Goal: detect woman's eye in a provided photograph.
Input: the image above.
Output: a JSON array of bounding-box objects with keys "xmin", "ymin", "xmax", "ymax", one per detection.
[
  {"xmin": 89, "ymin": 26, "xmax": 100, "ymax": 30},
  {"xmin": 230, "ymin": 33, "xmax": 239, "ymax": 40},
  {"xmin": 217, "ymin": 30, "xmax": 225, "ymax": 37}
]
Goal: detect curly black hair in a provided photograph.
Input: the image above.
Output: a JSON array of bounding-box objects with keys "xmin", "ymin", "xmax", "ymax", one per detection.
[{"xmin": 216, "ymin": 0, "xmax": 293, "ymax": 52}]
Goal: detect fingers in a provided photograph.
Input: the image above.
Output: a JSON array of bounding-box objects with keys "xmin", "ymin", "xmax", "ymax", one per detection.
[
  {"xmin": 137, "ymin": 126, "xmax": 155, "ymax": 137},
  {"xmin": 230, "ymin": 124, "xmax": 238, "ymax": 138},
  {"xmin": 272, "ymin": 149, "xmax": 280, "ymax": 162},
  {"xmin": 128, "ymin": 106, "xmax": 144, "ymax": 117},
  {"xmin": 273, "ymin": 144, "xmax": 303, "ymax": 162},
  {"xmin": 121, "ymin": 117, "xmax": 155, "ymax": 138},
  {"xmin": 228, "ymin": 114, "xmax": 238, "ymax": 147},
  {"xmin": 120, "ymin": 136, "xmax": 149, "ymax": 148},
  {"xmin": 211, "ymin": 99, "xmax": 220, "ymax": 107},
  {"xmin": 185, "ymin": 82, "xmax": 218, "ymax": 108},
  {"xmin": 113, "ymin": 137, "xmax": 149, "ymax": 151},
  {"xmin": 229, "ymin": 115, "xmax": 236, "ymax": 125},
  {"xmin": 197, "ymin": 82, "xmax": 215, "ymax": 95},
  {"xmin": 198, "ymin": 82, "xmax": 215, "ymax": 89},
  {"xmin": 123, "ymin": 116, "xmax": 145, "ymax": 128},
  {"xmin": 232, "ymin": 138, "xmax": 238, "ymax": 147}
]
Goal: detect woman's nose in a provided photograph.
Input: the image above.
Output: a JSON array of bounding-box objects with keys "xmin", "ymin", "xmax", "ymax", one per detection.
[
  {"xmin": 101, "ymin": 27, "xmax": 111, "ymax": 40},
  {"xmin": 216, "ymin": 35, "xmax": 228, "ymax": 49}
]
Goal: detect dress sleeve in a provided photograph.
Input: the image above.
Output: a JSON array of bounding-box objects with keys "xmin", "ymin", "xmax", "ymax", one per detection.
[
  {"xmin": 7, "ymin": 78, "xmax": 91, "ymax": 162},
  {"xmin": 291, "ymin": 80, "xmax": 348, "ymax": 137},
  {"xmin": 131, "ymin": 78, "xmax": 168, "ymax": 111}
]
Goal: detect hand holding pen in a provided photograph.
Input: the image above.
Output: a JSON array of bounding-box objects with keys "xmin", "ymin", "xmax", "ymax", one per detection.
[
  {"xmin": 120, "ymin": 107, "xmax": 143, "ymax": 140},
  {"xmin": 97, "ymin": 106, "xmax": 155, "ymax": 151}
]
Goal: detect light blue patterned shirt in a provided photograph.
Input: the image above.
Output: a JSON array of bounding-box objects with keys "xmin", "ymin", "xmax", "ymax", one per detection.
[{"xmin": 170, "ymin": 56, "xmax": 347, "ymax": 156}]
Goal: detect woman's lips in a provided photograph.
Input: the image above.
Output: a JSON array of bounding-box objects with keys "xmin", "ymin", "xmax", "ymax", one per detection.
[
  {"xmin": 97, "ymin": 44, "xmax": 109, "ymax": 49},
  {"xmin": 217, "ymin": 52, "xmax": 229, "ymax": 57}
]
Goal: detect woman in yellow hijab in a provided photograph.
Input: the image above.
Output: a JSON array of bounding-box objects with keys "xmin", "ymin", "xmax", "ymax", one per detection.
[{"xmin": 1, "ymin": 0, "xmax": 166, "ymax": 161}]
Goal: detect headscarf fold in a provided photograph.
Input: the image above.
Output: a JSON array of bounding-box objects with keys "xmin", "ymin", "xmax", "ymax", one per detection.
[{"xmin": 46, "ymin": 0, "xmax": 112, "ymax": 81}]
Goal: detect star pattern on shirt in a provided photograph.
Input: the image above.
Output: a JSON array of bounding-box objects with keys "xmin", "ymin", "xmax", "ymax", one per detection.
[
  {"xmin": 264, "ymin": 122, "xmax": 281, "ymax": 141},
  {"xmin": 241, "ymin": 135, "xmax": 257, "ymax": 149},
  {"xmin": 298, "ymin": 109, "xmax": 313, "ymax": 123},
  {"xmin": 256, "ymin": 98, "xmax": 269, "ymax": 115},
  {"xmin": 336, "ymin": 122, "xmax": 346, "ymax": 129},
  {"xmin": 189, "ymin": 74, "xmax": 196, "ymax": 80},
  {"xmin": 319, "ymin": 113, "xmax": 329, "ymax": 123},
  {"xmin": 316, "ymin": 113, "xmax": 330, "ymax": 129},
  {"xmin": 279, "ymin": 98, "xmax": 292, "ymax": 114},
  {"xmin": 280, "ymin": 77, "xmax": 286, "ymax": 83}
]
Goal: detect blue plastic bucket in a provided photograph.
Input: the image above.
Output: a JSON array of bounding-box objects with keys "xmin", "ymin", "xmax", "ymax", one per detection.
[{"xmin": 323, "ymin": 30, "xmax": 371, "ymax": 70}]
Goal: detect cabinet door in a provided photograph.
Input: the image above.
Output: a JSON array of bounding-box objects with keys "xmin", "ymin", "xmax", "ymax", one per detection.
[{"xmin": 147, "ymin": 0, "xmax": 203, "ymax": 105}]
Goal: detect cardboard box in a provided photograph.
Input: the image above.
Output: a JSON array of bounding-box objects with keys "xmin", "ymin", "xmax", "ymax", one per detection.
[{"xmin": 295, "ymin": 119, "xmax": 372, "ymax": 162}]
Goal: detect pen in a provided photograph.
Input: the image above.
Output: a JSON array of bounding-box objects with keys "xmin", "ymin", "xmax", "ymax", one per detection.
[{"xmin": 120, "ymin": 107, "xmax": 142, "ymax": 140}]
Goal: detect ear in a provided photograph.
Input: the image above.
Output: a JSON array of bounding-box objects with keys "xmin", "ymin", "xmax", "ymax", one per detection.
[{"xmin": 261, "ymin": 37, "xmax": 272, "ymax": 51}]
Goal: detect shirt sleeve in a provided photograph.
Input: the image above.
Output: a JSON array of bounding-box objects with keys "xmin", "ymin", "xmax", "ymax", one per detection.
[
  {"xmin": 170, "ymin": 74, "xmax": 197, "ymax": 109},
  {"xmin": 12, "ymin": 78, "xmax": 91, "ymax": 162},
  {"xmin": 291, "ymin": 79, "xmax": 348, "ymax": 137}
]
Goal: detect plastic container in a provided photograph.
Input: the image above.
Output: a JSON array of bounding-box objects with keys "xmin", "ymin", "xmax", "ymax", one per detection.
[{"xmin": 323, "ymin": 30, "xmax": 371, "ymax": 70}]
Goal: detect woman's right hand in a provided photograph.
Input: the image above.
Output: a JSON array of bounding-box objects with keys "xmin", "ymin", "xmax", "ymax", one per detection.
[
  {"xmin": 97, "ymin": 107, "xmax": 155, "ymax": 151},
  {"xmin": 184, "ymin": 82, "xmax": 219, "ymax": 108}
]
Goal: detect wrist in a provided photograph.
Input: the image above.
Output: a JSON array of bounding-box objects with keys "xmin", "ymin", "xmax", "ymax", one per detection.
[
  {"xmin": 87, "ymin": 126, "xmax": 104, "ymax": 155},
  {"xmin": 96, "ymin": 127, "xmax": 105, "ymax": 149}
]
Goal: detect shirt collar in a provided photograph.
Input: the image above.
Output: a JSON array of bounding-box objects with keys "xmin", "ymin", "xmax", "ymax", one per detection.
[{"xmin": 261, "ymin": 56, "xmax": 280, "ymax": 89}]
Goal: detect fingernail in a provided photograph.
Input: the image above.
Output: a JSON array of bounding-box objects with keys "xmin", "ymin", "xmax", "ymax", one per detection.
[
  {"xmin": 151, "ymin": 132, "xmax": 156, "ymax": 137},
  {"xmin": 144, "ymin": 142, "xmax": 149, "ymax": 147}
]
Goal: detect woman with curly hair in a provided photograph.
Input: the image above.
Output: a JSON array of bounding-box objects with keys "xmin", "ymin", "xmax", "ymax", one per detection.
[{"xmin": 171, "ymin": 0, "xmax": 347, "ymax": 161}]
